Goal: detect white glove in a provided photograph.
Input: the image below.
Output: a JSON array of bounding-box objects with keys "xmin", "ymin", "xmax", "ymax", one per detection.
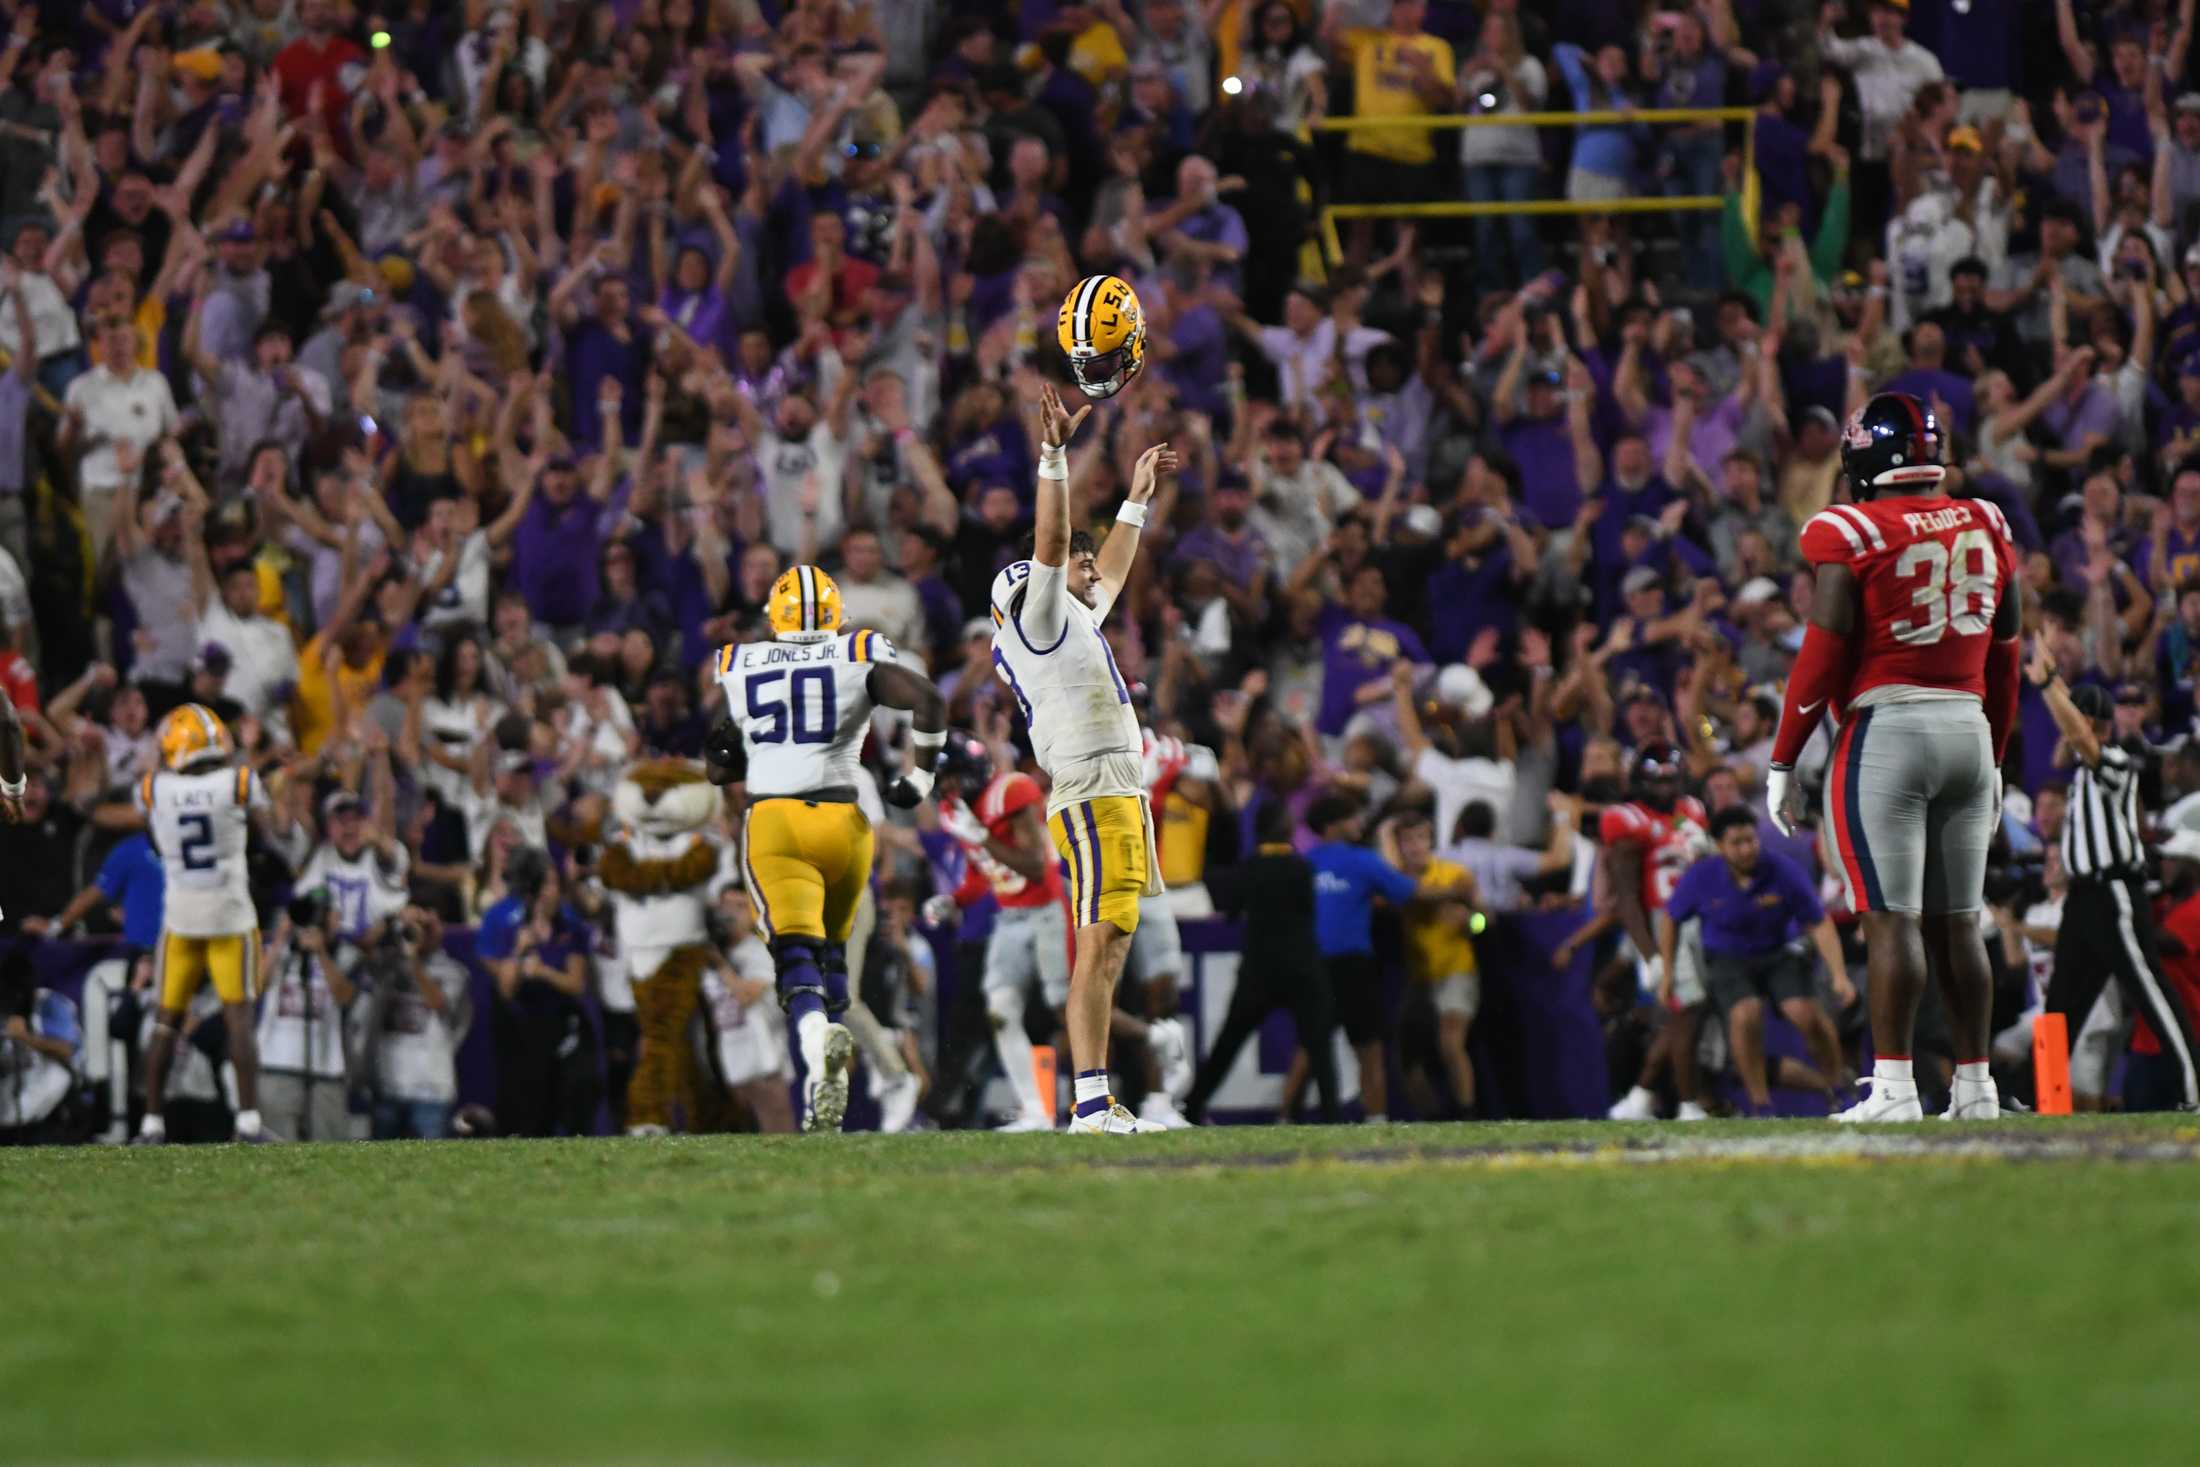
[
  {"xmin": 1767, "ymin": 763, "xmax": 1796, "ymax": 837},
  {"xmin": 1644, "ymin": 953, "xmax": 1670, "ymax": 1002},
  {"xmin": 938, "ymin": 799, "xmax": 989, "ymax": 847},
  {"xmin": 921, "ymin": 893, "xmax": 958, "ymax": 928},
  {"xmin": 1990, "ymin": 769, "xmax": 2004, "ymax": 826}
]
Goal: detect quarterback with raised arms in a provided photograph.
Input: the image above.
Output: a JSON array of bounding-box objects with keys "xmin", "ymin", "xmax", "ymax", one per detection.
[{"xmin": 991, "ymin": 320, "xmax": 1177, "ymax": 1133}]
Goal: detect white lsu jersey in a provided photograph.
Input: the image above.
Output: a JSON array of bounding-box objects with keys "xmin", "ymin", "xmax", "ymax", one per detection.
[
  {"xmin": 990, "ymin": 561, "xmax": 1141, "ymax": 790},
  {"xmin": 136, "ymin": 765, "xmax": 267, "ymax": 937},
  {"xmin": 714, "ymin": 629, "xmax": 897, "ymax": 797}
]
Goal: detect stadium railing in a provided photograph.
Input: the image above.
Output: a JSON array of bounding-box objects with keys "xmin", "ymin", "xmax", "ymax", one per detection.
[{"xmin": 1306, "ymin": 107, "xmax": 1758, "ymax": 263}]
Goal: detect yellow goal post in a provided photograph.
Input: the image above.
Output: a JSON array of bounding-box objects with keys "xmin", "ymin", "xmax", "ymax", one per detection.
[{"xmin": 1307, "ymin": 107, "xmax": 1757, "ymax": 264}]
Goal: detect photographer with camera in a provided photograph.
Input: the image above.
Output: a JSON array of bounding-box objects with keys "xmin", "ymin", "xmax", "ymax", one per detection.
[
  {"xmin": 357, "ymin": 906, "xmax": 471, "ymax": 1140},
  {"xmin": 478, "ymin": 847, "xmax": 596, "ymax": 1137},
  {"xmin": 1987, "ymin": 846, "xmax": 2065, "ymax": 1078},
  {"xmin": 1457, "ymin": 11, "xmax": 1548, "ymax": 295},
  {"xmin": 0, "ymin": 947, "xmax": 82, "ymax": 1143},
  {"xmin": 255, "ymin": 887, "xmax": 359, "ymax": 1142}
]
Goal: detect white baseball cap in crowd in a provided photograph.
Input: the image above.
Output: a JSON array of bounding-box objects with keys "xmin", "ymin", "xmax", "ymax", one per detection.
[
  {"xmin": 1435, "ymin": 664, "xmax": 1494, "ymax": 719},
  {"xmin": 1735, "ymin": 576, "xmax": 1782, "ymax": 606}
]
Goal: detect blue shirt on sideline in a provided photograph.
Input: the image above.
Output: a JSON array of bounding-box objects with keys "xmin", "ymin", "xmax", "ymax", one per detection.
[
  {"xmin": 94, "ymin": 834, "xmax": 165, "ymax": 950},
  {"xmin": 1310, "ymin": 841, "xmax": 1421, "ymax": 956},
  {"xmin": 1664, "ymin": 849, "xmax": 1824, "ymax": 960}
]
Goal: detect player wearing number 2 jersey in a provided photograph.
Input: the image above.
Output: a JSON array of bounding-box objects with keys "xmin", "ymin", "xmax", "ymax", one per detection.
[
  {"xmin": 707, "ymin": 564, "xmax": 948, "ymax": 1132},
  {"xmin": 132, "ymin": 704, "xmax": 281, "ymax": 1144},
  {"xmin": 1767, "ymin": 392, "xmax": 2023, "ymax": 1124}
]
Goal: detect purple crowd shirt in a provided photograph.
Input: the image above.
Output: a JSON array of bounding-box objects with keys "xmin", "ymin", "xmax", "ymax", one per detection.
[
  {"xmin": 1315, "ymin": 603, "xmax": 1431, "ymax": 736},
  {"xmin": 513, "ymin": 491, "xmax": 614, "ymax": 628}
]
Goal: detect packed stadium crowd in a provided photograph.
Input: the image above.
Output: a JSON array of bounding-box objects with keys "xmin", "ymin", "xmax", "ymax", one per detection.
[{"xmin": 7, "ymin": 0, "xmax": 2200, "ymax": 1143}]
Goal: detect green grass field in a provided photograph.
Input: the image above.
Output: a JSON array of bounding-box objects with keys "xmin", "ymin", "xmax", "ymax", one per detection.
[{"xmin": 6, "ymin": 1118, "xmax": 2200, "ymax": 1465}]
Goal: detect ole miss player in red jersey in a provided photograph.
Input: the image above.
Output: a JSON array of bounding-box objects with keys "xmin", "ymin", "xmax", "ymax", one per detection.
[
  {"xmin": 1600, "ymin": 743, "xmax": 1717, "ymax": 1121},
  {"xmin": 1766, "ymin": 392, "xmax": 2022, "ymax": 1123},
  {"xmin": 931, "ymin": 733, "xmax": 1075, "ymax": 1132}
]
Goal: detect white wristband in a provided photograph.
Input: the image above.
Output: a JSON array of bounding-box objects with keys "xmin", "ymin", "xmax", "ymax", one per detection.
[
  {"xmin": 1116, "ymin": 500, "xmax": 1149, "ymax": 528},
  {"xmin": 911, "ymin": 726, "xmax": 946, "ymax": 759},
  {"xmin": 0, "ymin": 773, "xmax": 23, "ymax": 798},
  {"xmin": 1038, "ymin": 443, "xmax": 1068, "ymax": 481}
]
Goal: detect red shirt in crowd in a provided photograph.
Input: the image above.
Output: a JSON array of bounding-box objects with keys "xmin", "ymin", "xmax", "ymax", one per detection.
[
  {"xmin": 0, "ymin": 649, "xmax": 39, "ymax": 713},
  {"xmin": 784, "ymin": 253, "xmax": 880, "ymax": 321},
  {"xmin": 273, "ymin": 32, "xmax": 367, "ymax": 139}
]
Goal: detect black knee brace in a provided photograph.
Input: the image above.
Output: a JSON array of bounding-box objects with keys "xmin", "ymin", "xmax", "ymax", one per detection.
[
  {"xmin": 772, "ymin": 936, "xmax": 829, "ymax": 1014},
  {"xmin": 820, "ymin": 943, "xmax": 852, "ymax": 1016}
]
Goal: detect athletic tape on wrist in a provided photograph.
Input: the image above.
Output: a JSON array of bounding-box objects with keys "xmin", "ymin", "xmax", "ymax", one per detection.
[{"xmin": 1115, "ymin": 501, "xmax": 1149, "ymax": 527}]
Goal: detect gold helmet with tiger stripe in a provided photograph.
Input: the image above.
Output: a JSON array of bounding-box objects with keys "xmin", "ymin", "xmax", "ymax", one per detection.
[
  {"xmin": 157, "ymin": 703, "xmax": 235, "ymax": 771},
  {"xmin": 1057, "ymin": 274, "xmax": 1147, "ymax": 399},
  {"xmin": 767, "ymin": 564, "xmax": 843, "ymax": 643}
]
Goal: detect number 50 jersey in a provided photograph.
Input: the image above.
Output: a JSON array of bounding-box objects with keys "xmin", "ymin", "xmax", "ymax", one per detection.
[
  {"xmin": 1800, "ymin": 494, "xmax": 2018, "ymax": 709},
  {"xmin": 713, "ymin": 630, "xmax": 897, "ymax": 798},
  {"xmin": 137, "ymin": 765, "xmax": 268, "ymax": 937}
]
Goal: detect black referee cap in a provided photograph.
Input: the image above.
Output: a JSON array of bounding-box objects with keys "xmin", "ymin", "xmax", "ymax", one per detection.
[{"xmin": 2070, "ymin": 683, "xmax": 2115, "ymax": 724}]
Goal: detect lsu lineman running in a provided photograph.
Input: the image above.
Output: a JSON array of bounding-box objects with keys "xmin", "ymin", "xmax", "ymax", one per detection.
[
  {"xmin": 993, "ymin": 321, "xmax": 1178, "ymax": 1133},
  {"xmin": 708, "ymin": 565, "xmax": 948, "ymax": 1131},
  {"xmin": 133, "ymin": 705, "xmax": 281, "ymax": 1144}
]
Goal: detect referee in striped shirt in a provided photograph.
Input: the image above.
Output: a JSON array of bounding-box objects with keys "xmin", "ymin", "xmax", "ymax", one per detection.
[{"xmin": 2028, "ymin": 644, "xmax": 2200, "ymax": 1107}]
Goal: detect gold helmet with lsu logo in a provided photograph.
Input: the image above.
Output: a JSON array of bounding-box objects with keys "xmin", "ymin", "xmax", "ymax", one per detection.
[
  {"xmin": 1057, "ymin": 274, "xmax": 1147, "ymax": 399},
  {"xmin": 157, "ymin": 703, "xmax": 235, "ymax": 772},
  {"xmin": 767, "ymin": 564, "xmax": 843, "ymax": 643}
]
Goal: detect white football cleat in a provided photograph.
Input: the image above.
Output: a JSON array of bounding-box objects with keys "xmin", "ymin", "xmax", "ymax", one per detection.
[
  {"xmin": 1832, "ymin": 1077, "xmax": 1924, "ymax": 1124},
  {"xmin": 1607, "ymin": 1085, "xmax": 1658, "ymax": 1121},
  {"xmin": 1138, "ymin": 1094, "xmax": 1194, "ymax": 1129},
  {"xmin": 802, "ymin": 1023, "xmax": 855, "ymax": 1133},
  {"xmin": 1941, "ymin": 1079, "xmax": 2001, "ymax": 1120},
  {"xmin": 1675, "ymin": 1100, "xmax": 1710, "ymax": 1122},
  {"xmin": 995, "ymin": 1110, "xmax": 1057, "ymax": 1133},
  {"xmin": 1150, "ymin": 1017, "xmax": 1195, "ymax": 1100},
  {"xmin": 876, "ymin": 1072, "xmax": 921, "ymax": 1134},
  {"xmin": 1065, "ymin": 1101, "xmax": 1152, "ymax": 1134}
]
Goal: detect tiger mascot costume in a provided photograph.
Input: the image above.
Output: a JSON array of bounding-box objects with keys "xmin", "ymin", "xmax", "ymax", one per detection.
[{"xmin": 595, "ymin": 758, "xmax": 727, "ymax": 1134}]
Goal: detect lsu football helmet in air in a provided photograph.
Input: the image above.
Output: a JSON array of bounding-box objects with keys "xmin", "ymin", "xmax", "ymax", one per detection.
[
  {"xmin": 767, "ymin": 564, "xmax": 843, "ymax": 643},
  {"xmin": 157, "ymin": 703, "xmax": 235, "ymax": 771},
  {"xmin": 1057, "ymin": 274, "xmax": 1147, "ymax": 399}
]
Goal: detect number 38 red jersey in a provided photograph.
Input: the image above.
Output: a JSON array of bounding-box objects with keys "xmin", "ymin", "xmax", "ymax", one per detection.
[{"xmin": 1798, "ymin": 495, "xmax": 2018, "ymax": 708}]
